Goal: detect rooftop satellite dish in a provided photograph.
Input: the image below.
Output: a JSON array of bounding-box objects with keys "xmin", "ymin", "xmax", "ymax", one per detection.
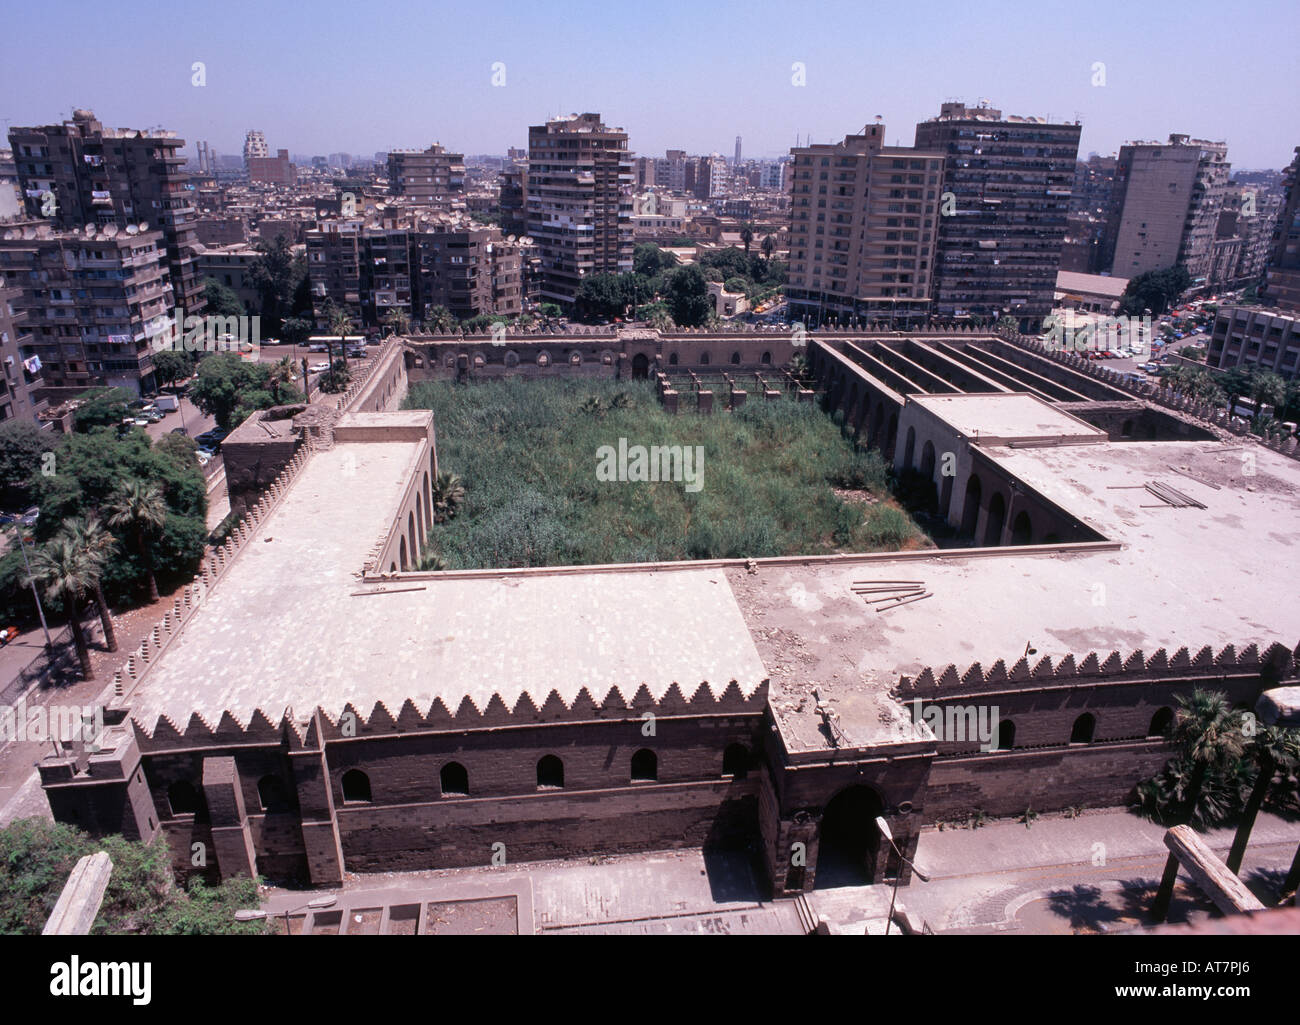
[
  {"xmin": 125, "ymin": 224, "xmax": 139, "ymax": 236},
  {"xmin": 103, "ymin": 224, "xmax": 119, "ymax": 237},
  {"xmin": 507, "ymin": 234, "xmax": 516, "ymax": 242},
  {"xmin": 84, "ymin": 224, "xmax": 96, "ymax": 235},
  {"xmin": 3, "ymin": 230, "xmax": 15, "ymax": 241},
  {"xmin": 137, "ymin": 221, "xmax": 149, "ymax": 232}
]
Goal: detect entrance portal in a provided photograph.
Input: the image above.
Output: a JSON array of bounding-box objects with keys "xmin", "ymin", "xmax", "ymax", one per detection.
[
  {"xmin": 815, "ymin": 785, "xmax": 884, "ymax": 889},
  {"xmin": 631, "ymin": 353, "xmax": 650, "ymax": 380}
]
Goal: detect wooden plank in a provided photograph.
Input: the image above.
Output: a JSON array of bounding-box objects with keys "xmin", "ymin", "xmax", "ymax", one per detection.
[{"xmin": 1164, "ymin": 824, "xmax": 1265, "ymax": 915}]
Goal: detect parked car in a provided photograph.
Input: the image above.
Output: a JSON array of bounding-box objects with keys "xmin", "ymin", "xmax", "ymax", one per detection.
[
  {"xmin": 308, "ymin": 342, "xmax": 329, "ymax": 352},
  {"xmin": 170, "ymin": 427, "xmax": 188, "ymax": 436},
  {"xmin": 21, "ymin": 507, "xmax": 39, "ymax": 528},
  {"xmin": 0, "ymin": 625, "xmax": 18, "ymax": 646},
  {"xmin": 310, "ymin": 361, "xmax": 331, "ymax": 373},
  {"xmin": 194, "ymin": 428, "xmax": 228, "ymax": 451},
  {"xmin": 196, "ymin": 451, "xmax": 212, "ymax": 467}
]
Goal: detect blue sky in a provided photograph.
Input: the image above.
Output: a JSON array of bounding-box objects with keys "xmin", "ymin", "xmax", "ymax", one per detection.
[{"xmin": 3, "ymin": 0, "xmax": 1298, "ymax": 167}]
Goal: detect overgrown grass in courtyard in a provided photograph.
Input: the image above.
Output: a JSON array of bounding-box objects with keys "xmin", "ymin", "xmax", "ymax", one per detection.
[{"xmin": 404, "ymin": 378, "xmax": 925, "ymax": 568}]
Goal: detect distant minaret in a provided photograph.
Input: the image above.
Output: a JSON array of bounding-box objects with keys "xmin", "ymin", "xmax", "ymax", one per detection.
[{"xmin": 734, "ymin": 135, "xmax": 742, "ymax": 166}]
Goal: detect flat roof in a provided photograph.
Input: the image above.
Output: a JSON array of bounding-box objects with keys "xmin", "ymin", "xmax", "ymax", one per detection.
[
  {"xmin": 125, "ymin": 441, "xmax": 767, "ymax": 731},
  {"xmin": 908, "ymin": 393, "xmax": 1106, "ymax": 445},
  {"xmin": 730, "ymin": 440, "xmax": 1300, "ymax": 752}
]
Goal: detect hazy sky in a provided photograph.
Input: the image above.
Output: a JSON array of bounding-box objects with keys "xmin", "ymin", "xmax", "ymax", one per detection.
[{"xmin": 4, "ymin": 0, "xmax": 1298, "ymax": 168}]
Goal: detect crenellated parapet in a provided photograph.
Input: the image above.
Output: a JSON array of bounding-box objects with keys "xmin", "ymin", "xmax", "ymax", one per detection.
[
  {"xmin": 111, "ymin": 445, "xmax": 315, "ymax": 702},
  {"xmin": 131, "ymin": 678, "xmax": 769, "ymax": 752},
  {"xmin": 895, "ymin": 641, "xmax": 1298, "ymax": 698}
]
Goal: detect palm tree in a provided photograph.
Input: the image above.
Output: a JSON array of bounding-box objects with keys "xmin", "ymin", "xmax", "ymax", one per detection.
[
  {"xmin": 1152, "ymin": 690, "xmax": 1247, "ymax": 920},
  {"xmin": 58, "ymin": 516, "xmax": 119, "ymax": 652},
  {"xmin": 267, "ymin": 357, "xmax": 297, "ymax": 405},
  {"xmin": 761, "ymin": 234, "xmax": 775, "ymax": 262},
  {"xmin": 423, "ymin": 305, "xmax": 455, "ymax": 334},
  {"xmin": 328, "ymin": 306, "xmax": 352, "ymax": 368},
  {"xmin": 430, "ymin": 473, "xmax": 466, "ymax": 524},
  {"xmin": 384, "ymin": 308, "xmax": 411, "ymax": 337},
  {"xmin": 740, "ymin": 222, "xmax": 755, "ymax": 256},
  {"xmin": 1251, "ymin": 371, "xmax": 1285, "ymax": 417},
  {"xmin": 27, "ymin": 537, "xmax": 97, "ymax": 679},
  {"xmin": 1226, "ymin": 725, "xmax": 1300, "ymax": 874},
  {"xmin": 105, "ymin": 481, "xmax": 168, "ymax": 602}
]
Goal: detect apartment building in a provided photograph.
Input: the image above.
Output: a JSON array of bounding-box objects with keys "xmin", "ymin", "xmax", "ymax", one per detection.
[
  {"xmin": 1212, "ymin": 183, "xmax": 1282, "ymax": 288},
  {"xmin": 1101, "ymin": 134, "xmax": 1231, "ymax": 284},
  {"xmin": 0, "ymin": 250, "xmax": 47, "ymax": 422},
  {"xmin": 0, "ymin": 223, "xmax": 173, "ymax": 399},
  {"xmin": 9, "ymin": 110, "xmax": 205, "ymax": 313},
  {"xmin": 498, "ymin": 163, "xmax": 528, "ymax": 237},
  {"xmin": 786, "ymin": 123, "xmax": 944, "ymax": 326},
  {"xmin": 526, "ymin": 113, "xmax": 633, "ymax": 305},
  {"xmin": 309, "ymin": 221, "xmax": 520, "ymax": 326},
  {"xmin": 248, "ymin": 149, "xmax": 297, "ymax": 186},
  {"xmin": 387, "ymin": 145, "xmax": 466, "ymax": 209},
  {"xmin": 914, "ymin": 102, "xmax": 1081, "ymax": 327},
  {"xmin": 1208, "ymin": 305, "xmax": 1300, "ymax": 381},
  {"xmin": 196, "ymin": 243, "xmax": 262, "ymax": 312},
  {"xmin": 1264, "ymin": 146, "xmax": 1300, "ymax": 312},
  {"xmin": 306, "ymin": 220, "xmax": 364, "ymax": 323},
  {"xmin": 243, "ymin": 131, "xmax": 268, "ymax": 167}
]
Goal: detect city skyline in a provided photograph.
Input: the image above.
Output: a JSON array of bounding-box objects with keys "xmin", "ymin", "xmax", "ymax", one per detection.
[{"xmin": 4, "ymin": 0, "xmax": 1298, "ymax": 168}]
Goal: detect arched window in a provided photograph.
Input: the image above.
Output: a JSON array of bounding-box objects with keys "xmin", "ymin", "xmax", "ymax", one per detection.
[
  {"xmin": 984, "ymin": 491, "xmax": 1007, "ymax": 546},
  {"xmin": 1010, "ymin": 510, "xmax": 1032, "ymax": 545},
  {"xmin": 1147, "ymin": 707, "xmax": 1174, "ymax": 738},
  {"xmin": 630, "ymin": 748, "xmax": 657, "ymax": 782},
  {"xmin": 995, "ymin": 720, "xmax": 1016, "ymax": 751},
  {"xmin": 1070, "ymin": 713, "xmax": 1096, "ymax": 745},
  {"xmin": 537, "ymin": 350, "xmax": 551, "ymax": 367},
  {"xmin": 537, "ymin": 755, "xmax": 564, "ymax": 789},
  {"xmin": 168, "ymin": 780, "xmax": 199, "ymax": 816},
  {"xmin": 341, "ymin": 769, "xmax": 371, "ymax": 803},
  {"xmin": 1121, "ymin": 419, "xmax": 1134, "ymax": 438},
  {"xmin": 700, "ymin": 352, "xmax": 710, "ymax": 365},
  {"xmin": 569, "ymin": 351, "xmax": 582, "ymax": 365},
  {"xmin": 257, "ymin": 774, "xmax": 290, "ymax": 813},
  {"xmin": 722, "ymin": 743, "xmax": 749, "ymax": 779},
  {"xmin": 504, "ymin": 350, "xmax": 519, "ymax": 368},
  {"xmin": 761, "ymin": 351, "xmax": 772, "ymax": 365},
  {"xmin": 440, "ymin": 762, "xmax": 468, "ymax": 797},
  {"xmin": 669, "ymin": 352, "xmax": 678, "ymax": 366},
  {"xmin": 730, "ymin": 351, "xmax": 741, "ymax": 365}
]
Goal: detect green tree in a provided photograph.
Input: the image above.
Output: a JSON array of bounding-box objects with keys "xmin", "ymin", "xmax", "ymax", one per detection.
[
  {"xmin": 1250, "ymin": 371, "xmax": 1286, "ymax": 415},
  {"xmin": 0, "ymin": 819, "xmax": 270, "ymax": 935},
  {"xmin": 266, "ymin": 357, "xmax": 299, "ymax": 405},
  {"xmin": 30, "ymin": 430, "xmax": 206, "ymax": 605},
  {"xmin": 151, "ymin": 349, "xmax": 195, "ymax": 390},
  {"xmin": 27, "ymin": 535, "xmax": 98, "ymax": 677},
  {"xmin": 0, "ymin": 419, "xmax": 48, "ymax": 510},
  {"xmin": 761, "ymin": 234, "xmax": 775, "ymax": 262},
  {"xmin": 200, "ymin": 277, "xmax": 245, "ymax": 318},
  {"xmin": 190, "ymin": 353, "xmax": 270, "ymax": 430},
  {"xmin": 247, "ymin": 234, "xmax": 300, "ymax": 334},
  {"xmin": 740, "ymin": 222, "xmax": 755, "ymax": 256},
  {"xmin": 57, "ymin": 515, "xmax": 119, "ymax": 652},
  {"xmin": 634, "ymin": 243, "xmax": 677, "ymax": 278},
  {"xmin": 1220, "ymin": 367, "xmax": 1254, "ymax": 414},
  {"xmin": 73, "ymin": 387, "xmax": 133, "ymax": 433},
  {"xmin": 575, "ymin": 273, "xmax": 632, "ymax": 322},
  {"xmin": 423, "ymin": 305, "xmax": 456, "ymax": 334},
  {"xmin": 319, "ymin": 358, "xmax": 351, "ymax": 394},
  {"xmin": 383, "ymin": 308, "xmax": 411, "ymax": 337},
  {"xmin": 105, "ymin": 481, "xmax": 168, "ymax": 603},
  {"xmin": 666, "ymin": 265, "xmax": 712, "ymax": 327},
  {"xmin": 1120, "ymin": 265, "xmax": 1191, "ymax": 317},
  {"xmin": 327, "ymin": 304, "xmax": 353, "ymax": 367},
  {"xmin": 431, "ymin": 472, "xmax": 466, "ymax": 524},
  {"xmin": 280, "ymin": 316, "xmax": 313, "ymax": 348},
  {"xmin": 1226, "ymin": 725, "xmax": 1300, "ymax": 874}
]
